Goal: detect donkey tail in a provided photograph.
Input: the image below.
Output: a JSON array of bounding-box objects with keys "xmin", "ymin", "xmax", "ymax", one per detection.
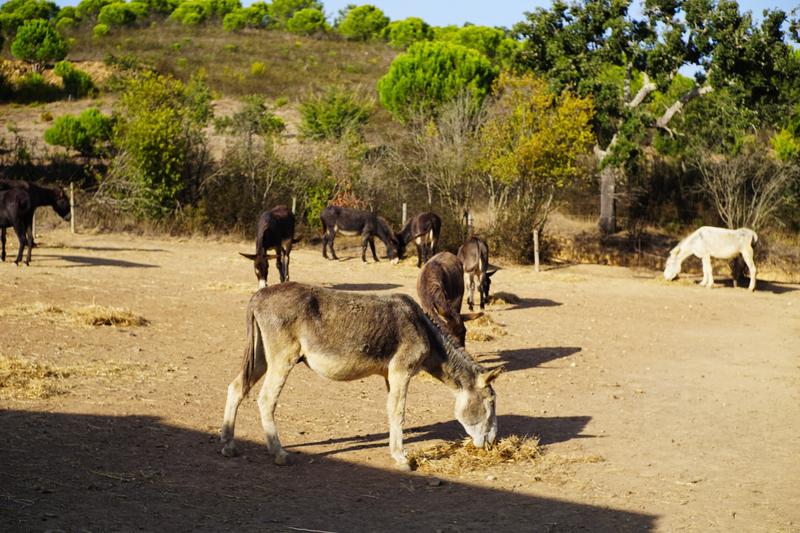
[
  {"xmin": 240, "ymin": 303, "xmax": 259, "ymax": 397},
  {"xmin": 422, "ymin": 283, "xmax": 457, "ymax": 334}
]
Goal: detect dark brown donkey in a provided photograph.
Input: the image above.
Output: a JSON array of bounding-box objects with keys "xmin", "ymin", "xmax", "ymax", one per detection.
[
  {"xmin": 0, "ymin": 179, "xmax": 70, "ymax": 248},
  {"xmin": 320, "ymin": 205, "xmax": 399, "ymax": 263},
  {"xmin": 396, "ymin": 211, "xmax": 442, "ymax": 267},
  {"xmin": 457, "ymin": 236, "xmax": 497, "ymax": 310},
  {"xmin": 0, "ymin": 185, "xmax": 71, "ymax": 265},
  {"xmin": 416, "ymin": 251, "xmax": 483, "ymax": 346},
  {"xmin": 239, "ymin": 205, "xmax": 296, "ymax": 288}
]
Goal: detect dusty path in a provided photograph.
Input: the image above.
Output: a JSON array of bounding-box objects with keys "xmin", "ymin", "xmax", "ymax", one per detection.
[{"xmin": 1, "ymin": 228, "xmax": 798, "ymax": 532}]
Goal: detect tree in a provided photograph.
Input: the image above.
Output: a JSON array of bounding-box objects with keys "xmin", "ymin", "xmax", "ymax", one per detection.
[
  {"xmin": 267, "ymin": 0, "xmax": 321, "ymax": 28},
  {"xmin": 44, "ymin": 107, "xmax": 112, "ymax": 156},
  {"xmin": 480, "ymin": 73, "xmax": 594, "ymax": 259},
  {"xmin": 0, "ymin": 0, "xmax": 59, "ymax": 33},
  {"xmin": 285, "ymin": 7, "xmax": 327, "ymax": 35},
  {"xmin": 54, "ymin": 60, "xmax": 96, "ymax": 98},
  {"xmin": 104, "ymin": 72, "xmax": 211, "ymax": 216},
  {"xmin": 336, "ymin": 4, "xmax": 389, "ymax": 41},
  {"xmin": 382, "ymin": 17, "xmax": 432, "ymax": 49},
  {"xmin": 513, "ymin": 0, "xmax": 800, "ymax": 234},
  {"xmin": 377, "ymin": 40, "xmax": 498, "ymax": 122},
  {"xmin": 299, "ymin": 86, "xmax": 373, "ymax": 140},
  {"xmin": 436, "ymin": 25, "xmax": 519, "ymax": 68},
  {"xmin": 10, "ymin": 18, "xmax": 68, "ymax": 71}
]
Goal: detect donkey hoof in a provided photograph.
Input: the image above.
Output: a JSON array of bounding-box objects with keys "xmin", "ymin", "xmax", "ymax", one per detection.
[
  {"xmin": 220, "ymin": 441, "xmax": 239, "ymax": 457},
  {"xmin": 273, "ymin": 452, "xmax": 291, "ymax": 466}
]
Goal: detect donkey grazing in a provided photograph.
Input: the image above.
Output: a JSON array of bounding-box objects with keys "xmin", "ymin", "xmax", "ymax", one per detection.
[
  {"xmin": 417, "ymin": 251, "xmax": 482, "ymax": 346},
  {"xmin": 458, "ymin": 236, "xmax": 496, "ymax": 310},
  {"xmin": 396, "ymin": 211, "xmax": 442, "ymax": 267},
  {"xmin": 220, "ymin": 282, "xmax": 501, "ymax": 470},
  {"xmin": 0, "ymin": 185, "xmax": 71, "ymax": 265},
  {"xmin": 239, "ymin": 205, "xmax": 296, "ymax": 289},
  {"xmin": 0, "ymin": 179, "xmax": 70, "ymax": 248},
  {"xmin": 664, "ymin": 226, "xmax": 758, "ymax": 291},
  {"xmin": 320, "ymin": 205, "xmax": 399, "ymax": 263}
]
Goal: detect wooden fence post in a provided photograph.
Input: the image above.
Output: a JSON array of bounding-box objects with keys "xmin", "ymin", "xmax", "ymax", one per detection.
[
  {"xmin": 291, "ymin": 196, "xmax": 297, "ymax": 214},
  {"xmin": 402, "ymin": 203, "xmax": 407, "ymax": 225},
  {"xmin": 70, "ymin": 182, "xmax": 75, "ymax": 234},
  {"xmin": 533, "ymin": 229, "xmax": 540, "ymax": 272}
]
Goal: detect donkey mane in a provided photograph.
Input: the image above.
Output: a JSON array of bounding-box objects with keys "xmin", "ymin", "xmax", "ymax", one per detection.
[{"xmin": 420, "ymin": 309, "xmax": 483, "ymax": 389}]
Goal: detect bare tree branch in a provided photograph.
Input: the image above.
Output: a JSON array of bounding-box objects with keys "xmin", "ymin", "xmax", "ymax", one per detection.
[
  {"xmin": 656, "ymin": 85, "xmax": 714, "ymax": 130},
  {"xmin": 626, "ymin": 72, "xmax": 657, "ymax": 109}
]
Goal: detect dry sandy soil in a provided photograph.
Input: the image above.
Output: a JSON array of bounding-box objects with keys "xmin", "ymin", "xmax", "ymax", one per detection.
[{"xmin": 1, "ymin": 224, "xmax": 798, "ymax": 532}]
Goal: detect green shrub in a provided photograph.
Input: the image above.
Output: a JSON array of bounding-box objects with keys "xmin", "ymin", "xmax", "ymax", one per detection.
[
  {"xmin": 55, "ymin": 16, "xmax": 77, "ymax": 31},
  {"xmin": 15, "ymin": 71, "xmax": 60, "ymax": 101},
  {"xmin": 93, "ymin": 22, "xmax": 109, "ymax": 36},
  {"xmin": 274, "ymin": 96, "xmax": 288, "ymax": 107},
  {"xmin": 377, "ymin": 40, "xmax": 497, "ymax": 121},
  {"xmin": 383, "ymin": 17, "xmax": 432, "ymax": 49},
  {"xmin": 436, "ymin": 25, "xmax": 519, "ymax": 68},
  {"xmin": 44, "ymin": 107, "xmax": 112, "ymax": 155},
  {"xmin": 11, "ymin": 18, "xmax": 69, "ymax": 70},
  {"xmin": 0, "ymin": 0, "xmax": 59, "ymax": 33},
  {"xmin": 222, "ymin": 10, "xmax": 247, "ymax": 31},
  {"xmin": 250, "ymin": 61, "xmax": 266, "ymax": 76},
  {"xmin": 285, "ymin": 7, "xmax": 326, "ymax": 35},
  {"xmin": 54, "ymin": 60, "xmax": 96, "ymax": 98},
  {"xmin": 300, "ymin": 86, "xmax": 373, "ymax": 140},
  {"xmin": 304, "ymin": 180, "xmax": 333, "ymax": 225},
  {"xmin": 336, "ymin": 4, "xmax": 389, "ymax": 41},
  {"xmin": 76, "ymin": 0, "xmax": 115, "ymax": 20},
  {"xmin": 97, "ymin": 1, "xmax": 148, "ymax": 27},
  {"xmin": 268, "ymin": 0, "xmax": 321, "ymax": 28}
]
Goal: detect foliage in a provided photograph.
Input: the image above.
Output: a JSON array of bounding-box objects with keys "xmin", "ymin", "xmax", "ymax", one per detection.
[
  {"xmin": 44, "ymin": 107, "xmax": 112, "ymax": 156},
  {"xmin": 303, "ymin": 179, "xmax": 334, "ymax": 225},
  {"xmin": 268, "ymin": 0, "xmax": 321, "ymax": 28},
  {"xmin": 383, "ymin": 17, "xmax": 432, "ymax": 49},
  {"xmin": 223, "ymin": 3, "xmax": 268, "ymax": 31},
  {"xmin": 13, "ymin": 70, "xmax": 61, "ymax": 101},
  {"xmin": 169, "ymin": 0, "xmax": 238, "ymax": 26},
  {"xmin": 337, "ymin": 4, "xmax": 389, "ymax": 41},
  {"xmin": 377, "ymin": 40, "xmax": 498, "ymax": 122},
  {"xmin": 106, "ymin": 72, "xmax": 211, "ymax": 217},
  {"xmin": 0, "ymin": 0, "xmax": 59, "ymax": 33},
  {"xmin": 772, "ymin": 104, "xmax": 800, "ymax": 162},
  {"xmin": 93, "ymin": 22, "xmax": 110, "ymax": 36},
  {"xmin": 97, "ymin": 1, "xmax": 149, "ymax": 27},
  {"xmin": 436, "ymin": 25, "xmax": 519, "ymax": 68},
  {"xmin": 11, "ymin": 18, "xmax": 69, "ymax": 70},
  {"xmin": 54, "ymin": 60, "xmax": 96, "ymax": 98},
  {"xmin": 285, "ymin": 7, "xmax": 327, "ymax": 35},
  {"xmin": 76, "ymin": 0, "xmax": 115, "ymax": 20},
  {"xmin": 480, "ymin": 73, "xmax": 594, "ymax": 256},
  {"xmin": 299, "ymin": 86, "xmax": 373, "ymax": 140},
  {"xmin": 55, "ymin": 16, "xmax": 77, "ymax": 31}
]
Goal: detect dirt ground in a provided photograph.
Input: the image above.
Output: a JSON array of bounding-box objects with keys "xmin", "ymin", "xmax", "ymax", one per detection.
[{"xmin": 1, "ymin": 224, "xmax": 798, "ymax": 532}]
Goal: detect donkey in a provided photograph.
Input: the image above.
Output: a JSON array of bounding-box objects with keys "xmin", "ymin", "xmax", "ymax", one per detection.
[
  {"xmin": 0, "ymin": 185, "xmax": 71, "ymax": 265},
  {"xmin": 0, "ymin": 179, "xmax": 70, "ymax": 248},
  {"xmin": 396, "ymin": 211, "xmax": 442, "ymax": 268},
  {"xmin": 417, "ymin": 251, "xmax": 483, "ymax": 346},
  {"xmin": 239, "ymin": 205, "xmax": 296, "ymax": 289},
  {"xmin": 663, "ymin": 226, "xmax": 758, "ymax": 291},
  {"xmin": 320, "ymin": 205, "xmax": 399, "ymax": 263},
  {"xmin": 220, "ymin": 282, "xmax": 501, "ymax": 470},
  {"xmin": 457, "ymin": 236, "xmax": 497, "ymax": 310}
]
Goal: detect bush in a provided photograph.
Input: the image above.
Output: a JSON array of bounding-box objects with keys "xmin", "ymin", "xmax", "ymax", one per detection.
[
  {"xmin": 300, "ymin": 86, "xmax": 373, "ymax": 140},
  {"xmin": 55, "ymin": 17, "xmax": 77, "ymax": 31},
  {"xmin": 285, "ymin": 7, "xmax": 326, "ymax": 35},
  {"xmin": 54, "ymin": 60, "xmax": 96, "ymax": 98},
  {"xmin": 250, "ymin": 61, "xmax": 266, "ymax": 76},
  {"xmin": 93, "ymin": 22, "xmax": 109, "ymax": 36},
  {"xmin": 436, "ymin": 25, "xmax": 519, "ymax": 68},
  {"xmin": 0, "ymin": 0, "xmax": 59, "ymax": 33},
  {"xmin": 15, "ymin": 71, "xmax": 60, "ymax": 101},
  {"xmin": 97, "ymin": 1, "xmax": 148, "ymax": 27},
  {"xmin": 222, "ymin": 10, "xmax": 247, "ymax": 31},
  {"xmin": 268, "ymin": 0, "xmax": 321, "ymax": 28},
  {"xmin": 11, "ymin": 18, "xmax": 69, "ymax": 70},
  {"xmin": 377, "ymin": 41, "xmax": 498, "ymax": 121},
  {"xmin": 383, "ymin": 17, "xmax": 432, "ymax": 49},
  {"xmin": 76, "ymin": 0, "xmax": 115, "ymax": 20},
  {"xmin": 336, "ymin": 4, "xmax": 389, "ymax": 41},
  {"xmin": 44, "ymin": 107, "xmax": 112, "ymax": 155}
]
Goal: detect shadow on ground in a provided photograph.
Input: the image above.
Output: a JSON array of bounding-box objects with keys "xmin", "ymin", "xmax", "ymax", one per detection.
[
  {"xmin": 1, "ymin": 410, "xmax": 653, "ymax": 532},
  {"xmin": 477, "ymin": 347, "xmax": 582, "ymax": 373},
  {"xmin": 37, "ymin": 254, "xmax": 159, "ymax": 269}
]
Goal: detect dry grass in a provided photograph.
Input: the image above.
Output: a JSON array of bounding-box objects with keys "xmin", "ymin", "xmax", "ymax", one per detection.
[
  {"xmin": 408, "ymin": 435, "xmax": 541, "ymax": 474},
  {"xmin": 0, "ymin": 354, "xmax": 151, "ymax": 401},
  {"xmin": 0, "ymin": 355, "xmax": 70, "ymax": 400},
  {"xmin": 204, "ymin": 281, "xmax": 255, "ymax": 294},
  {"xmin": 0, "ymin": 303, "xmax": 147, "ymax": 327},
  {"xmin": 488, "ymin": 291, "xmax": 521, "ymax": 307},
  {"xmin": 466, "ymin": 314, "xmax": 507, "ymax": 342}
]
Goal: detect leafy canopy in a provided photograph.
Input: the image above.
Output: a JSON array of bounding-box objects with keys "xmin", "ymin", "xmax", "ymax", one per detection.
[
  {"xmin": 10, "ymin": 18, "xmax": 68, "ymax": 69},
  {"xmin": 337, "ymin": 4, "xmax": 389, "ymax": 41}
]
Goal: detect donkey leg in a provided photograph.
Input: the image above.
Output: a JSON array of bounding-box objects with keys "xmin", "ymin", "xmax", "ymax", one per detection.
[
  {"xmin": 322, "ymin": 231, "xmax": 329, "ymax": 259},
  {"xmin": 1, "ymin": 227, "xmax": 6, "ymax": 262},
  {"xmin": 466, "ymin": 274, "xmax": 475, "ymax": 311},
  {"xmin": 257, "ymin": 348, "xmax": 299, "ymax": 465},
  {"xmin": 283, "ymin": 248, "xmax": 291, "ymax": 282},
  {"xmin": 415, "ymin": 243, "xmax": 423, "ymax": 268},
  {"xmin": 741, "ymin": 249, "xmax": 757, "ymax": 291},
  {"xmin": 328, "ymin": 229, "xmax": 339, "ymax": 260},
  {"xmin": 701, "ymin": 255, "xmax": 713, "ymax": 288},
  {"xmin": 12, "ymin": 223, "xmax": 27, "ymax": 266},
  {"xmin": 220, "ymin": 338, "xmax": 268, "ymax": 457},
  {"xmin": 369, "ymin": 237, "xmax": 379, "ymax": 262},
  {"xmin": 25, "ymin": 221, "xmax": 33, "ymax": 265},
  {"xmin": 386, "ymin": 369, "xmax": 413, "ymax": 470}
]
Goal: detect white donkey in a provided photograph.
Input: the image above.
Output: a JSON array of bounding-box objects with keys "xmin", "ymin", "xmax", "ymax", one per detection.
[{"xmin": 663, "ymin": 226, "xmax": 758, "ymax": 291}]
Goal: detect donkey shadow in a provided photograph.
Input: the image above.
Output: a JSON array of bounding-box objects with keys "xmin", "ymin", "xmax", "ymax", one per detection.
[
  {"xmin": 477, "ymin": 346, "xmax": 582, "ymax": 373},
  {"xmin": 37, "ymin": 254, "xmax": 159, "ymax": 269},
  {"xmin": 286, "ymin": 414, "xmax": 594, "ymax": 457},
  {"xmin": 329, "ymin": 282, "xmax": 402, "ymax": 291}
]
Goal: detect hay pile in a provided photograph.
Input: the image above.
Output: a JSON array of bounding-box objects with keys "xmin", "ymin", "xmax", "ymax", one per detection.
[
  {"xmin": 466, "ymin": 314, "xmax": 507, "ymax": 342},
  {"xmin": 488, "ymin": 292, "xmax": 521, "ymax": 307},
  {"xmin": 0, "ymin": 303, "xmax": 147, "ymax": 327},
  {"xmin": 0, "ymin": 355, "xmax": 69, "ymax": 400},
  {"xmin": 408, "ymin": 435, "xmax": 541, "ymax": 474}
]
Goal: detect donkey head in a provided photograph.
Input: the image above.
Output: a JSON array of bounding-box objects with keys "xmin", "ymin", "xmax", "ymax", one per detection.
[
  {"xmin": 239, "ymin": 252, "xmax": 276, "ymax": 289},
  {"xmin": 394, "ymin": 232, "xmax": 407, "ymax": 260},
  {"xmin": 454, "ymin": 367, "xmax": 502, "ymax": 448},
  {"xmin": 479, "ymin": 269, "xmax": 497, "ymax": 307},
  {"xmin": 54, "ymin": 188, "xmax": 72, "ymax": 221},
  {"xmin": 663, "ymin": 247, "xmax": 681, "ymax": 280}
]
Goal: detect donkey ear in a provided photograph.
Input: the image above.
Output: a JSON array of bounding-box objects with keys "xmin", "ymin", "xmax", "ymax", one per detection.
[
  {"xmin": 487, "ymin": 269, "xmax": 498, "ymax": 277},
  {"xmin": 461, "ymin": 312, "xmax": 484, "ymax": 322},
  {"xmin": 478, "ymin": 366, "xmax": 504, "ymax": 387},
  {"xmin": 239, "ymin": 252, "xmax": 257, "ymax": 261}
]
